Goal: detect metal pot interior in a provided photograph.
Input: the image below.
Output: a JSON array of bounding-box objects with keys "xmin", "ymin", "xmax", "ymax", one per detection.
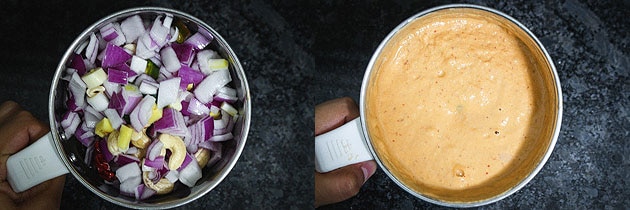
[{"xmin": 48, "ymin": 7, "xmax": 250, "ymax": 208}]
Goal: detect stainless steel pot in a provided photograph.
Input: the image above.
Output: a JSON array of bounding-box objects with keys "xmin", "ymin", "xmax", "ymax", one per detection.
[
  {"xmin": 6, "ymin": 7, "xmax": 250, "ymax": 209},
  {"xmin": 315, "ymin": 4, "xmax": 562, "ymax": 207}
]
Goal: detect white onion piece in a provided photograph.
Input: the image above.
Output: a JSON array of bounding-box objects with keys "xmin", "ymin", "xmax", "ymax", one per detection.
[
  {"xmin": 111, "ymin": 22, "xmax": 127, "ymax": 46},
  {"xmin": 120, "ymin": 15, "xmax": 146, "ymax": 44},
  {"xmin": 157, "ymin": 77, "xmax": 181, "ymax": 108},
  {"xmin": 61, "ymin": 111, "xmax": 80, "ymax": 138},
  {"xmin": 120, "ymin": 176, "xmax": 142, "ymax": 196},
  {"xmin": 116, "ymin": 162, "xmax": 141, "ymax": 182},
  {"xmin": 103, "ymin": 109, "xmax": 123, "ymax": 129},
  {"xmin": 160, "ymin": 46, "xmax": 180, "ymax": 73},
  {"xmin": 147, "ymin": 141, "xmax": 164, "ymax": 161},
  {"xmin": 85, "ymin": 33, "xmax": 99, "ymax": 64},
  {"xmin": 164, "ymin": 170, "xmax": 179, "ymax": 183},
  {"xmin": 139, "ymin": 80, "xmax": 158, "ymax": 95},
  {"xmin": 130, "ymin": 55, "xmax": 148, "ymax": 75},
  {"xmin": 209, "ymin": 133, "xmax": 233, "ymax": 142},
  {"xmin": 220, "ymin": 102, "xmax": 238, "ymax": 116},
  {"xmin": 194, "ymin": 69, "xmax": 231, "ymax": 103},
  {"xmin": 196, "ymin": 50, "xmax": 219, "ymax": 75},
  {"xmin": 178, "ymin": 158, "xmax": 201, "ymax": 187},
  {"xmin": 69, "ymin": 72, "xmax": 87, "ymax": 110},
  {"xmin": 136, "ymin": 33, "xmax": 157, "ymax": 59},
  {"xmin": 86, "ymin": 92, "xmax": 109, "ymax": 112},
  {"xmin": 130, "ymin": 95, "xmax": 156, "ymax": 131},
  {"xmin": 149, "ymin": 16, "xmax": 170, "ymax": 47},
  {"xmin": 102, "ymin": 80, "xmax": 120, "ymax": 97}
]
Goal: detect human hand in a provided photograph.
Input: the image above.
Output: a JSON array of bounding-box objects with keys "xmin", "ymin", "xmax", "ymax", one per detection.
[
  {"xmin": 0, "ymin": 101, "xmax": 65, "ymax": 210},
  {"xmin": 314, "ymin": 97, "xmax": 377, "ymax": 208}
]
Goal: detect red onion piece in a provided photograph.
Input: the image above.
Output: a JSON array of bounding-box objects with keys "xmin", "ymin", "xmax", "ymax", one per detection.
[
  {"xmin": 102, "ymin": 44, "xmax": 132, "ymax": 69},
  {"xmin": 61, "ymin": 111, "xmax": 80, "ymax": 138},
  {"xmin": 121, "ymin": 86, "xmax": 142, "ymax": 115},
  {"xmin": 171, "ymin": 43, "xmax": 195, "ymax": 66},
  {"xmin": 107, "ymin": 68, "xmax": 129, "ymax": 84},
  {"xmin": 178, "ymin": 156, "xmax": 201, "ymax": 187},
  {"xmin": 149, "ymin": 16, "xmax": 171, "ymax": 47},
  {"xmin": 184, "ymin": 32, "xmax": 212, "ymax": 50},
  {"xmin": 143, "ymin": 156, "xmax": 164, "ymax": 168},
  {"xmin": 186, "ymin": 98, "xmax": 210, "ymax": 116},
  {"xmin": 70, "ymin": 53, "xmax": 87, "ymax": 75},
  {"xmin": 154, "ymin": 108, "xmax": 188, "ymax": 137},
  {"xmin": 177, "ymin": 153, "xmax": 194, "ymax": 171},
  {"xmin": 98, "ymin": 139, "xmax": 114, "ymax": 162},
  {"xmin": 178, "ymin": 66, "xmax": 204, "ymax": 90},
  {"xmin": 116, "ymin": 154, "xmax": 140, "ymax": 166}
]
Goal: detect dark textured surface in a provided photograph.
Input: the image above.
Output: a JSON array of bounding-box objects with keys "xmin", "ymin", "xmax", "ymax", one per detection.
[{"xmin": 0, "ymin": 0, "xmax": 628, "ymax": 209}]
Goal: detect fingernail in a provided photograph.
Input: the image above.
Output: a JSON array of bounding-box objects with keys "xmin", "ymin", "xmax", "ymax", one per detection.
[{"xmin": 360, "ymin": 161, "xmax": 377, "ymax": 184}]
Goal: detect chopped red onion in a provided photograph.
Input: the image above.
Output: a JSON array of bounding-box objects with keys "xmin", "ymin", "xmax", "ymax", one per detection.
[
  {"xmin": 121, "ymin": 85, "xmax": 143, "ymax": 115},
  {"xmin": 146, "ymin": 140, "xmax": 164, "ymax": 161},
  {"xmin": 119, "ymin": 176, "xmax": 142, "ymax": 197},
  {"xmin": 196, "ymin": 49, "xmax": 219, "ymax": 75},
  {"xmin": 149, "ymin": 15, "xmax": 171, "ymax": 47},
  {"xmin": 99, "ymin": 139, "xmax": 114, "ymax": 162},
  {"xmin": 209, "ymin": 133, "xmax": 233, "ymax": 142},
  {"xmin": 186, "ymin": 98, "xmax": 210, "ymax": 116},
  {"xmin": 171, "ymin": 43, "xmax": 195, "ymax": 66},
  {"xmin": 120, "ymin": 15, "xmax": 146, "ymax": 44},
  {"xmin": 70, "ymin": 53, "xmax": 87, "ymax": 75},
  {"xmin": 157, "ymin": 77, "xmax": 181, "ymax": 108},
  {"xmin": 61, "ymin": 111, "xmax": 81, "ymax": 139},
  {"xmin": 130, "ymin": 95, "xmax": 156, "ymax": 131},
  {"xmin": 69, "ymin": 72, "xmax": 87, "ymax": 111},
  {"xmin": 116, "ymin": 154, "xmax": 140, "ymax": 166},
  {"xmin": 103, "ymin": 108, "xmax": 124, "ymax": 130},
  {"xmin": 102, "ymin": 44, "xmax": 132, "ymax": 69},
  {"xmin": 194, "ymin": 69, "xmax": 232, "ymax": 103},
  {"xmin": 86, "ymin": 33, "xmax": 99, "ymax": 64},
  {"xmin": 107, "ymin": 68, "xmax": 129, "ymax": 84},
  {"xmin": 154, "ymin": 108, "xmax": 188, "ymax": 137},
  {"xmin": 116, "ymin": 162, "xmax": 141, "ymax": 182},
  {"xmin": 143, "ymin": 156, "xmax": 164, "ymax": 168},
  {"xmin": 86, "ymin": 92, "xmax": 109, "ymax": 112},
  {"xmin": 138, "ymin": 80, "xmax": 159, "ymax": 95},
  {"xmin": 160, "ymin": 46, "xmax": 180, "ymax": 73},
  {"xmin": 75, "ymin": 121, "xmax": 95, "ymax": 147},
  {"xmin": 178, "ymin": 156, "xmax": 201, "ymax": 187},
  {"xmin": 184, "ymin": 32, "xmax": 212, "ymax": 50},
  {"xmin": 177, "ymin": 66, "xmax": 204, "ymax": 90}
]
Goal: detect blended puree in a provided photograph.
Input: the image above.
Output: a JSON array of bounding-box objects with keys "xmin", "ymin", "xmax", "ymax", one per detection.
[{"xmin": 366, "ymin": 8, "xmax": 551, "ymax": 202}]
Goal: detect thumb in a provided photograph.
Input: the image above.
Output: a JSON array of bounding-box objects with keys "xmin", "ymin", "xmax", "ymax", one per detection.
[{"xmin": 315, "ymin": 160, "xmax": 377, "ymax": 207}]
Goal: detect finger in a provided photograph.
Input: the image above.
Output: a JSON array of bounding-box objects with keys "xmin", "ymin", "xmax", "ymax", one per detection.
[
  {"xmin": 314, "ymin": 160, "xmax": 376, "ymax": 207},
  {"xmin": 315, "ymin": 97, "xmax": 360, "ymax": 135},
  {"xmin": 0, "ymin": 174, "xmax": 65, "ymax": 204},
  {"xmin": 0, "ymin": 101, "xmax": 21, "ymax": 125}
]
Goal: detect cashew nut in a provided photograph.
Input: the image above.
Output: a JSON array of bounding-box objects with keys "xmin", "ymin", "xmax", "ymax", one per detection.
[
  {"xmin": 107, "ymin": 130, "xmax": 121, "ymax": 156},
  {"xmin": 194, "ymin": 148, "xmax": 210, "ymax": 168},
  {"xmin": 158, "ymin": 134, "xmax": 186, "ymax": 170},
  {"xmin": 86, "ymin": 85, "xmax": 106, "ymax": 98},
  {"xmin": 131, "ymin": 129, "xmax": 151, "ymax": 149},
  {"xmin": 142, "ymin": 171, "xmax": 174, "ymax": 195}
]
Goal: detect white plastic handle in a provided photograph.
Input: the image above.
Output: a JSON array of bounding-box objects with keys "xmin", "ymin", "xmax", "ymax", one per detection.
[
  {"xmin": 315, "ymin": 118, "xmax": 374, "ymax": 173},
  {"xmin": 6, "ymin": 132, "xmax": 69, "ymax": 192}
]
